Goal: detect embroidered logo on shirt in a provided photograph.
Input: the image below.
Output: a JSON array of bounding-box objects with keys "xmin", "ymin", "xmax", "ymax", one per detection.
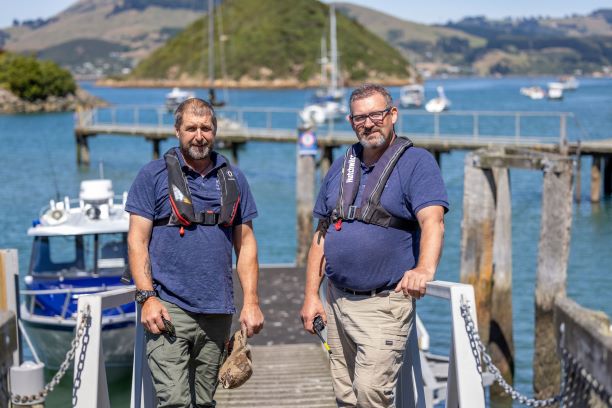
[{"xmin": 385, "ymin": 340, "xmax": 393, "ymax": 346}]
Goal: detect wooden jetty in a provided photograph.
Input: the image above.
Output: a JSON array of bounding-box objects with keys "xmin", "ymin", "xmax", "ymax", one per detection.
[{"xmin": 75, "ymin": 106, "xmax": 612, "ymax": 203}]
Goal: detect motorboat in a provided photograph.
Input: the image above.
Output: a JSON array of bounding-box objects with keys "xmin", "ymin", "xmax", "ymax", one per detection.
[
  {"xmin": 399, "ymin": 84, "xmax": 425, "ymax": 108},
  {"xmin": 559, "ymin": 76, "xmax": 579, "ymax": 91},
  {"xmin": 20, "ymin": 179, "xmax": 135, "ymax": 373},
  {"xmin": 425, "ymin": 86, "xmax": 451, "ymax": 113},
  {"xmin": 547, "ymin": 82, "xmax": 564, "ymax": 100},
  {"xmin": 165, "ymin": 87, "xmax": 195, "ymax": 112},
  {"xmin": 520, "ymin": 86, "xmax": 545, "ymax": 100},
  {"xmin": 299, "ymin": 5, "xmax": 347, "ymax": 126}
]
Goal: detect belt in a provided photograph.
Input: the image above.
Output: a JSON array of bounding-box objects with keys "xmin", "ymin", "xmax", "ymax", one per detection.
[{"xmin": 335, "ymin": 283, "xmax": 397, "ymax": 297}]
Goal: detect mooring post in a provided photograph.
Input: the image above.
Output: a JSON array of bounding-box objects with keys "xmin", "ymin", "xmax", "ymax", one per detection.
[
  {"xmin": 231, "ymin": 142, "xmax": 240, "ymax": 164},
  {"xmin": 460, "ymin": 152, "xmax": 495, "ymax": 345},
  {"xmin": 490, "ymin": 167, "xmax": 515, "ymax": 401},
  {"xmin": 0, "ymin": 249, "xmax": 19, "ymax": 367},
  {"xmin": 296, "ymin": 127, "xmax": 317, "ymax": 266},
  {"xmin": 152, "ymin": 139, "xmax": 161, "ymax": 160},
  {"xmin": 534, "ymin": 158, "xmax": 573, "ymax": 398},
  {"xmin": 319, "ymin": 145, "xmax": 333, "ymax": 180},
  {"xmin": 591, "ymin": 155, "xmax": 602, "ymax": 202},
  {"xmin": 574, "ymin": 151, "xmax": 582, "ymax": 203},
  {"xmin": 76, "ymin": 132, "xmax": 90, "ymax": 166},
  {"xmin": 461, "ymin": 153, "xmax": 515, "ymax": 400},
  {"xmin": 604, "ymin": 155, "xmax": 612, "ymax": 197}
]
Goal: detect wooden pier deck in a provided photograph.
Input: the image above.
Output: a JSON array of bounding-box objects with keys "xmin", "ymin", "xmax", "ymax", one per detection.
[{"xmin": 215, "ymin": 344, "xmax": 336, "ymax": 407}]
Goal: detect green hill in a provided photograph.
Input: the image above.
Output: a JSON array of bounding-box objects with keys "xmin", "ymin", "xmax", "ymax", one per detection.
[{"xmin": 130, "ymin": 0, "xmax": 413, "ymax": 84}]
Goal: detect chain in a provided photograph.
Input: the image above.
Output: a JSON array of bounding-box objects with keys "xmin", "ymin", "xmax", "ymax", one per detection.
[
  {"xmin": 460, "ymin": 300, "xmax": 562, "ymax": 407},
  {"xmin": 10, "ymin": 306, "xmax": 91, "ymax": 405}
]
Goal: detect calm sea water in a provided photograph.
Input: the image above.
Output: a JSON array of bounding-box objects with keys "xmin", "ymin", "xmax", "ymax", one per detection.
[{"xmin": 0, "ymin": 77, "xmax": 611, "ymax": 406}]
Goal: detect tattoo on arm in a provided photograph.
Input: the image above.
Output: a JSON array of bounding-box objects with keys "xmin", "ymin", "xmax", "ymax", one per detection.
[{"xmin": 144, "ymin": 257, "xmax": 152, "ymax": 280}]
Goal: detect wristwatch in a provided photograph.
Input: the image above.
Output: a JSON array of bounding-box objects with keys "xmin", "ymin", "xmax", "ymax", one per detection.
[{"xmin": 135, "ymin": 289, "xmax": 157, "ymax": 305}]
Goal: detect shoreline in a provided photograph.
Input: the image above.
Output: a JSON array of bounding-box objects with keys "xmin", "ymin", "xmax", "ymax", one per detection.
[{"xmin": 95, "ymin": 77, "xmax": 419, "ymax": 89}]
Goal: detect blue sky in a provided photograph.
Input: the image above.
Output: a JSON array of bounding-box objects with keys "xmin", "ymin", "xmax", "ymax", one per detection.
[{"xmin": 1, "ymin": 0, "xmax": 609, "ymax": 28}]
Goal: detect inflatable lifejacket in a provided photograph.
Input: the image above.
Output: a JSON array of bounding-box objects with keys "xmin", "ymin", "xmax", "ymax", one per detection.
[
  {"xmin": 155, "ymin": 148, "xmax": 240, "ymax": 234},
  {"xmin": 330, "ymin": 136, "xmax": 419, "ymax": 232}
]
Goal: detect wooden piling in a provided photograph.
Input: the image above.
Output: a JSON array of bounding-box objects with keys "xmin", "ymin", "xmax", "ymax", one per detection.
[
  {"xmin": 151, "ymin": 139, "xmax": 161, "ymax": 160},
  {"xmin": 604, "ymin": 155, "xmax": 612, "ymax": 197},
  {"xmin": 460, "ymin": 152, "xmax": 495, "ymax": 345},
  {"xmin": 319, "ymin": 146, "xmax": 333, "ymax": 179},
  {"xmin": 490, "ymin": 167, "xmax": 515, "ymax": 400},
  {"xmin": 76, "ymin": 132, "xmax": 90, "ymax": 166},
  {"xmin": 591, "ymin": 155, "xmax": 602, "ymax": 202},
  {"xmin": 0, "ymin": 249, "xmax": 19, "ymax": 370},
  {"xmin": 575, "ymin": 152, "xmax": 582, "ymax": 203},
  {"xmin": 296, "ymin": 144, "xmax": 316, "ymax": 267},
  {"xmin": 534, "ymin": 158, "xmax": 573, "ymax": 398}
]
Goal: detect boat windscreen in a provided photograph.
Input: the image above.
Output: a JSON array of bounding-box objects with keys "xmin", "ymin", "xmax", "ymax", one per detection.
[{"xmin": 30, "ymin": 233, "xmax": 127, "ymax": 275}]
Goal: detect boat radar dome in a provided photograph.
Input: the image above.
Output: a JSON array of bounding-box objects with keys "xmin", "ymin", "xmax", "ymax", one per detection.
[{"xmin": 80, "ymin": 179, "xmax": 114, "ymax": 220}]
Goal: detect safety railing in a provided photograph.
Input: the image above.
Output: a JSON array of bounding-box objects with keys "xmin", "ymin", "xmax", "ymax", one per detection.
[
  {"xmin": 72, "ymin": 286, "xmax": 137, "ymax": 408},
  {"xmin": 394, "ymin": 281, "xmax": 486, "ymax": 407},
  {"xmin": 76, "ymin": 105, "xmax": 575, "ymax": 148}
]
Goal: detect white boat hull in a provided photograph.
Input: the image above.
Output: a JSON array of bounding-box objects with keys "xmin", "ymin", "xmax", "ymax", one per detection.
[{"xmin": 21, "ymin": 310, "xmax": 136, "ymax": 374}]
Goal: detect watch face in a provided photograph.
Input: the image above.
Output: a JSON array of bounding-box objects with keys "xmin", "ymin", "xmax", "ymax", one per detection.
[{"xmin": 136, "ymin": 290, "xmax": 156, "ymax": 304}]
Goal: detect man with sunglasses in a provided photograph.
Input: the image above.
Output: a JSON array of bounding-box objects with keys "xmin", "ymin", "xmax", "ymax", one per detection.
[{"xmin": 301, "ymin": 83, "xmax": 448, "ymax": 407}]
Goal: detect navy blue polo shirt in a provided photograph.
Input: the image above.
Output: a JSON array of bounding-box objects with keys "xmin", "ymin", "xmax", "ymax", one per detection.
[
  {"xmin": 125, "ymin": 148, "xmax": 258, "ymax": 314},
  {"xmin": 313, "ymin": 145, "xmax": 449, "ymax": 291}
]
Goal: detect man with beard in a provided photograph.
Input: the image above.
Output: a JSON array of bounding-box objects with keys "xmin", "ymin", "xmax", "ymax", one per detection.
[
  {"xmin": 300, "ymin": 84, "xmax": 448, "ymax": 407},
  {"xmin": 127, "ymin": 98, "xmax": 263, "ymax": 407}
]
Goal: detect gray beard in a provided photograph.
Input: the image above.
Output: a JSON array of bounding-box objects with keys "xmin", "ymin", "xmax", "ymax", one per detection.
[
  {"xmin": 186, "ymin": 144, "xmax": 211, "ymax": 160},
  {"xmin": 358, "ymin": 133, "xmax": 386, "ymax": 149}
]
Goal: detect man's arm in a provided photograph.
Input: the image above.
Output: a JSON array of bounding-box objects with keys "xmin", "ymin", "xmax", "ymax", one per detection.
[
  {"xmin": 395, "ymin": 205, "xmax": 445, "ymax": 299},
  {"xmin": 233, "ymin": 221, "xmax": 264, "ymax": 337},
  {"xmin": 300, "ymin": 223, "xmax": 327, "ymax": 334},
  {"xmin": 127, "ymin": 214, "xmax": 169, "ymax": 334}
]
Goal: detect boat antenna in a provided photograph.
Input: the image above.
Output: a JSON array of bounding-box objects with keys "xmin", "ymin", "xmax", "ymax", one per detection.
[
  {"xmin": 98, "ymin": 161, "xmax": 105, "ymax": 179},
  {"xmin": 208, "ymin": 0, "xmax": 215, "ymax": 97}
]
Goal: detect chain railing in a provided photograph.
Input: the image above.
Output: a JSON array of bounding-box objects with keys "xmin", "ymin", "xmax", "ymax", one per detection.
[
  {"xmin": 460, "ymin": 299, "xmax": 612, "ymax": 407},
  {"xmin": 9, "ymin": 306, "xmax": 91, "ymax": 405}
]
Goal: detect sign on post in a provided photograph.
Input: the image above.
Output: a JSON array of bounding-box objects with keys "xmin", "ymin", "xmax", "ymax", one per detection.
[{"xmin": 298, "ymin": 128, "xmax": 318, "ymax": 156}]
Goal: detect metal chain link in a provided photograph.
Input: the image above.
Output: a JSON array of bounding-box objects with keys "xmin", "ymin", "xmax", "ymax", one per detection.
[
  {"xmin": 460, "ymin": 299, "xmax": 562, "ymax": 407},
  {"xmin": 560, "ymin": 348, "xmax": 612, "ymax": 407},
  {"xmin": 10, "ymin": 306, "xmax": 91, "ymax": 405}
]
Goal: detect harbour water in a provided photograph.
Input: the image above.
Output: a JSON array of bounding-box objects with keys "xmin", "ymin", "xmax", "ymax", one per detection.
[{"xmin": 1, "ymin": 77, "xmax": 611, "ymax": 406}]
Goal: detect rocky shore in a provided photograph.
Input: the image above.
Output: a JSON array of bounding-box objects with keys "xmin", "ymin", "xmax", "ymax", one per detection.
[{"xmin": 0, "ymin": 88, "xmax": 107, "ymax": 114}]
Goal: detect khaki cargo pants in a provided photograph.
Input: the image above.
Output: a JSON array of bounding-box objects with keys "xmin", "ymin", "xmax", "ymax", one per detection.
[
  {"xmin": 145, "ymin": 299, "xmax": 232, "ymax": 408},
  {"xmin": 325, "ymin": 282, "xmax": 415, "ymax": 408}
]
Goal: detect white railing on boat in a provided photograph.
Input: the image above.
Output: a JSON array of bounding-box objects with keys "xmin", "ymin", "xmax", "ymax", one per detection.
[
  {"xmin": 21, "ymin": 286, "xmax": 131, "ymax": 320},
  {"xmin": 72, "ymin": 280, "xmax": 485, "ymax": 408}
]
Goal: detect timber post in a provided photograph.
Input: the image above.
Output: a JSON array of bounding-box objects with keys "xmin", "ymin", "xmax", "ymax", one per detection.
[
  {"xmin": 604, "ymin": 155, "xmax": 612, "ymax": 197},
  {"xmin": 0, "ymin": 249, "xmax": 19, "ymax": 369},
  {"xmin": 460, "ymin": 150, "xmax": 514, "ymax": 399},
  {"xmin": 319, "ymin": 145, "xmax": 333, "ymax": 180},
  {"xmin": 296, "ymin": 127, "xmax": 317, "ymax": 266},
  {"xmin": 534, "ymin": 156, "xmax": 574, "ymax": 398},
  {"xmin": 76, "ymin": 132, "xmax": 90, "ymax": 167},
  {"xmin": 591, "ymin": 155, "xmax": 602, "ymax": 202},
  {"xmin": 152, "ymin": 139, "xmax": 161, "ymax": 160},
  {"xmin": 460, "ymin": 152, "xmax": 495, "ymax": 345}
]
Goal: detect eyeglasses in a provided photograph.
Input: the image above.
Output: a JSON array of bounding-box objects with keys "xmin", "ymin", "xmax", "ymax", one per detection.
[{"xmin": 350, "ymin": 107, "xmax": 392, "ymax": 125}]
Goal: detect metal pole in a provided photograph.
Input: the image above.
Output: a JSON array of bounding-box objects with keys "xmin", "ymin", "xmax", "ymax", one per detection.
[
  {"xmin": 515, "ymin": 113, "xmax": 520, "ymax": 141},
  {"xmin": 208, "ymin": 0, "xmax": 214, "ymax": 88}
]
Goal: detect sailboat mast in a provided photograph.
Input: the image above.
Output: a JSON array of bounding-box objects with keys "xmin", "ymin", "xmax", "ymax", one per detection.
[
  {"xmin": 208, "ymin": 0, "xmax": 215, "ymax": 87},
  {"xmin": 329, "ymin": 4, "xmax": 338, "ymax": 95},
  {"xmin": 320, "ymin": 36, "xmax": 328, "ymax": 87}
]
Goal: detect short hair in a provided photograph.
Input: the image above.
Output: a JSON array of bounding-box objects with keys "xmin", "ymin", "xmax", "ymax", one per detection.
[
  {"xmin": 349, "ymin": 83, "xmax": 393, "ymax": 113},
  {"xmin": 174, "ymin": 98, "xmax": 217, "ymax": 133}
]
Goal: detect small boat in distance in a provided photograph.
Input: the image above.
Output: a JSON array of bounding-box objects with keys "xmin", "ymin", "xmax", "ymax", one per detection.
[
  {"xmin": 399, "ymin": 84, "xmax": 425, "ymax": 109},
  {"xmin": 547, "ymin": 82, "xmax": 564, "ymax": 100},
  {"xmin": 520, "ymin": 86, "xmax": 545, "ymax": 100},
  {"xmin": 559, "ymin": 75, "xmax": 579, "ymax": 91},
  {"xmin": 165, "ymin": 87, "xmax": 195, "ymax": 112},
  {"xmin": 425, "ymin": 86, "xmax": 451, "ymax": 113},
  {"xmin": 20, "ymin": 179, "xmax": 135, "ymax": 374}
]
